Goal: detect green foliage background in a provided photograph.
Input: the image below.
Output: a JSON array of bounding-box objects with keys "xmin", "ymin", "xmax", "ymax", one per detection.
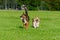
[{"xmin": 0, "ymin": 0, "xmax": 60, "ymax": 10}]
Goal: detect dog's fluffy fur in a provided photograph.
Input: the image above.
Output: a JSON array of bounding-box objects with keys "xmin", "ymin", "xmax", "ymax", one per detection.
[{"xmin": 32, "ymin": 17, "xmax": 40, "ymax": 28}]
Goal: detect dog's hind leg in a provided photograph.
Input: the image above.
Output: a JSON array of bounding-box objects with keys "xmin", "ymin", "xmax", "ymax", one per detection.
[{"xmin": 25, "ymin": 22, "xmax": 29, "ymax": 30}]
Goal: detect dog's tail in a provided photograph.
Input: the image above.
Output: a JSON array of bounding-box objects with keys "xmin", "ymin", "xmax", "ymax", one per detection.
[
  {"xmin": 24, "ymin": 6, "xmax": 28, "ymax": 16},
  {"xmin": 24, "ymin": 6, "xmax": 30, "ymax": 22}
]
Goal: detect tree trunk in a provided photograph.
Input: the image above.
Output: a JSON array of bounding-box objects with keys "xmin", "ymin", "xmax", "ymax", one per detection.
[{"xmin": 5, "ymin": 0, "xmax": 7, "ymax": 10}]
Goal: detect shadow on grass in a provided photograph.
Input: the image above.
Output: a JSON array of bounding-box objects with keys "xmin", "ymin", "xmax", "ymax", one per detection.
[
  {"xmin": 19, "ymin": 26, "xmax": 24, "ymax": 29},
  {"xmin": 18, "ymin": 26, "xmax": 26, "ymax": 31}
]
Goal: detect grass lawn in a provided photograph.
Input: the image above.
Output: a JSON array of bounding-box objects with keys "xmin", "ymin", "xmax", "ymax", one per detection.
[{"xmin": 0, "ymin": 10, "xmax": 60, "ymax": 40}]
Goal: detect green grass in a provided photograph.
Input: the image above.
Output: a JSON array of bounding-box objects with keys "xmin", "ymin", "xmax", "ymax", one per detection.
[{"xmin": 0, "ymin": 10, "xmax": 60, "ymax": 40}]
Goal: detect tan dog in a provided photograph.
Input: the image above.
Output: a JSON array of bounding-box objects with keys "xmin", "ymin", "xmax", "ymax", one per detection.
[{"xmin": 32, "ymin": 17, "xmax": 40, "ymax": 28}]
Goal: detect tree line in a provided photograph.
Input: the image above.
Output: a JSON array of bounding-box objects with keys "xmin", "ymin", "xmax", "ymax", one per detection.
[{"xmin": 0, "ymin": 0, "xmax": 60, "ymax": 10}]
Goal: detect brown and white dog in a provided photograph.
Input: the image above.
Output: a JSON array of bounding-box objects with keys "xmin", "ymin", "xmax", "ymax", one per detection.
[
  {"xmin": 32, "ymin": 17, "xmax": 40, "ymax": 28},
  {"xmin": 20, "ymin": 6, "xmax": 29, "ymax": 30}
]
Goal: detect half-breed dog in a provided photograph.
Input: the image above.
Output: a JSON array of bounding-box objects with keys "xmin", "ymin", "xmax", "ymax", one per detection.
[
  {"xmin": 32, "ymin": 17, "xmax": 40, "ymax": 28},
  {"xmin": 20, "ymin": 6, "xmax": 29, "ymax": 30}
]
